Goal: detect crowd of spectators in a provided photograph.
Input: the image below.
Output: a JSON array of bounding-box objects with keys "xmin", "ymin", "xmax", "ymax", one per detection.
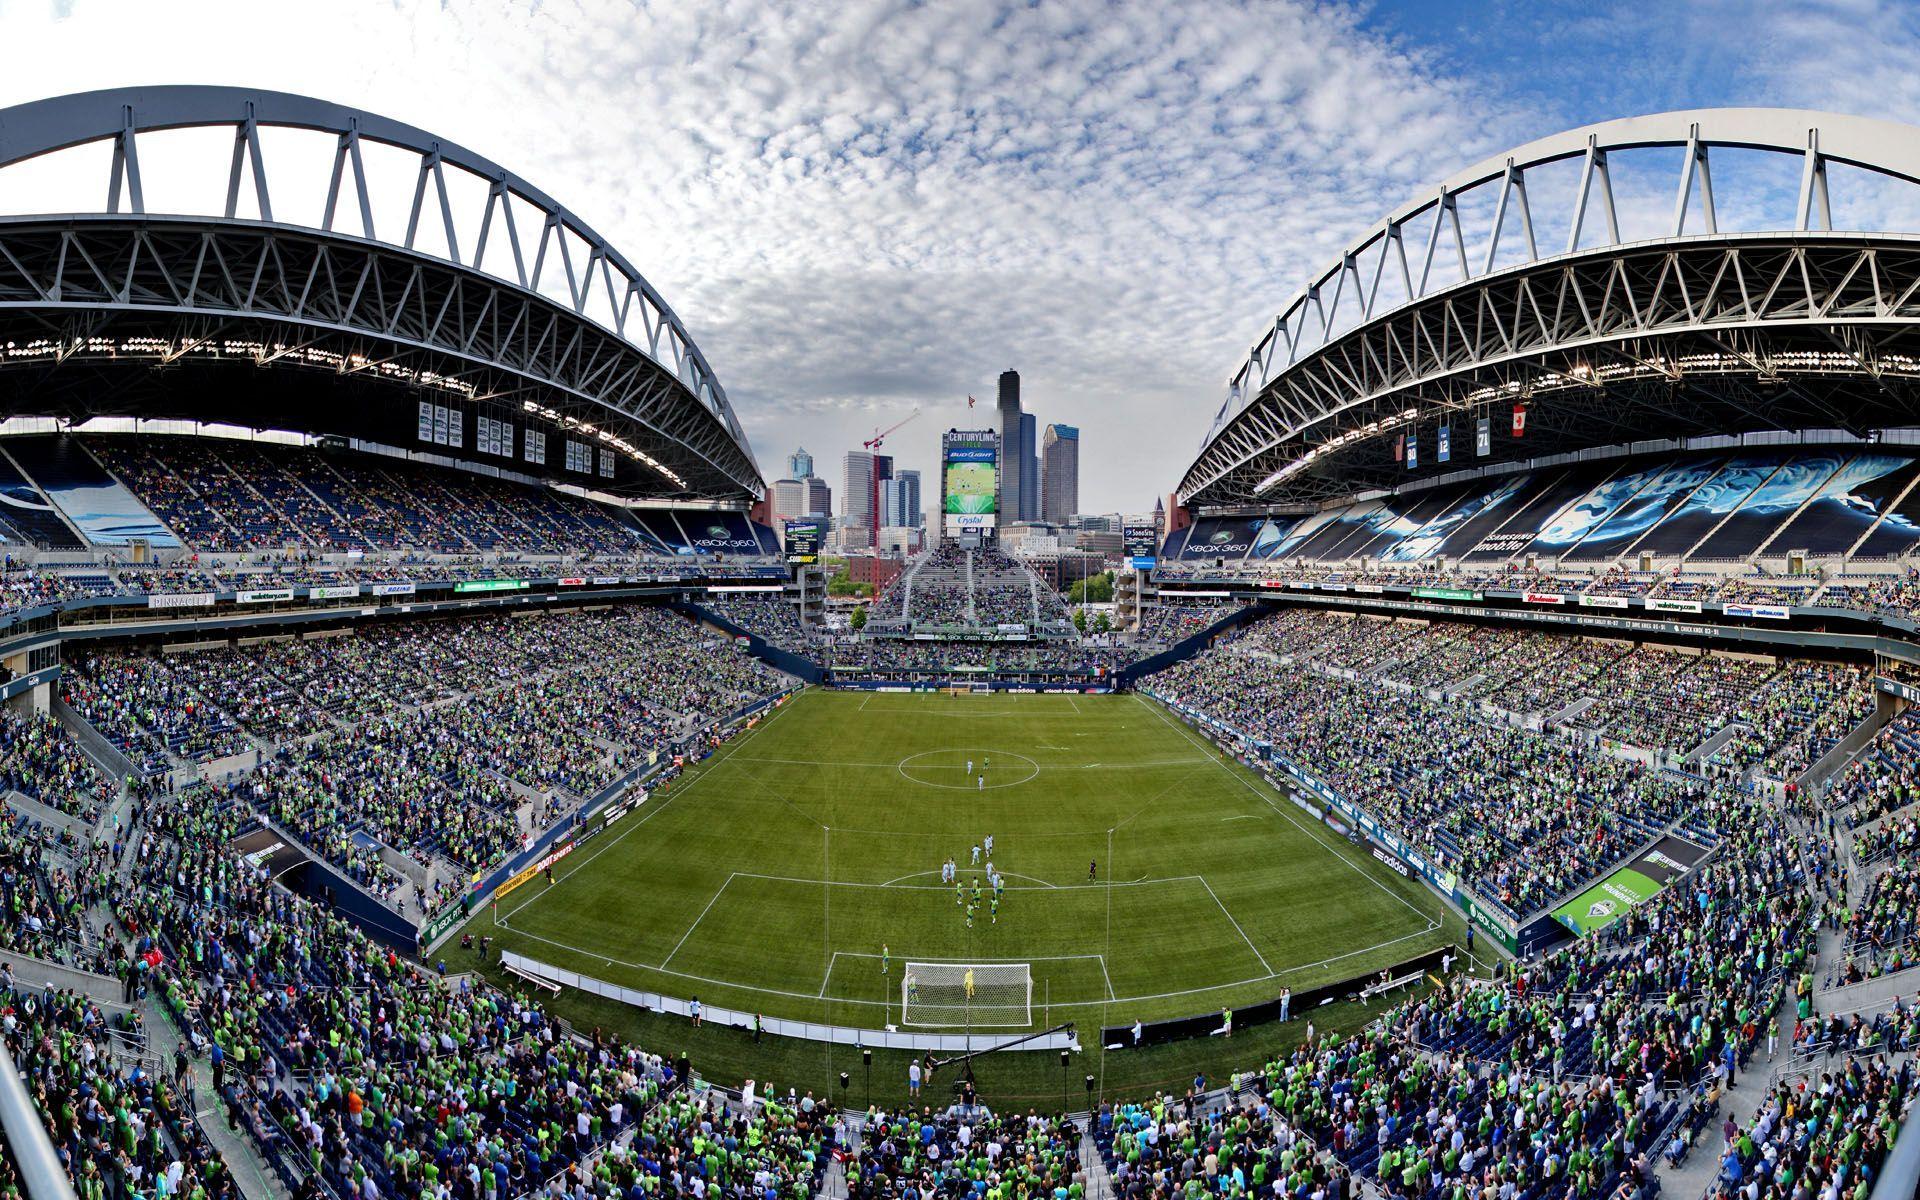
[
  {"xmin": 1707, "ymin": 1056, "xmax": 1913, "ymax": 1200},
  {"xmin": 1146, "ymin": 625, "xmax": 1715, "ymax": 920},
  {"xmin": 848, "ymin": 1106, "xmax": 1081, "ymax": 1199},
  {"xmin": 1580, "ymin": 650, "xmax": 1778, "ymax": 754},
  {"xmin": 1709, "ymin": 664, "xmax": 1876, "ymax": 781},
  {"xmin": 91, "ymin": 436, "xmax": 658, "ymax": 557},
  {"xmin": 62, "ymin": 606, "xmax": 792, "ymax": 913},
  {"xmin": 0, "ymin": 706, "xmax": 110, "ymax": 820},
  {"xmin": 1132, "ymin": 599, "xmax": 1237, "ymax": 644}
]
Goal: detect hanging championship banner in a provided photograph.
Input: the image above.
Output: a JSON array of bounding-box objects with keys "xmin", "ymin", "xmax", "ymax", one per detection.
[
  {"xmin": 1476, "ymin": 417, "xmax": 1491, "ymax": 456},
  {"xmin": 1437, "ymin": 424, "xmax": 1451, "ymax": 463}
]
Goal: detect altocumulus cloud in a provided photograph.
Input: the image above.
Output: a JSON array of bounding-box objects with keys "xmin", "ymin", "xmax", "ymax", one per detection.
[{"xmin": 0, "ymin": 0, "xmax": 1536, "ymax": 509}]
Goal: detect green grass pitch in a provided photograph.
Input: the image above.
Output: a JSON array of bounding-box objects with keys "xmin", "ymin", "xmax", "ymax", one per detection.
[{"xmin": 467, "ymin": 690, "xmax": 1457, "ymax": 1063}]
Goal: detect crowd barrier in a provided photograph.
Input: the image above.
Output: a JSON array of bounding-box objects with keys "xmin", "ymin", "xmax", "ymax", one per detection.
[
  {"xmin": 501, "ymin": 951, "xmax": 1078, "ymax": 1053},
  {"xmin": 1098, "ymin": 945, "xmax": 1459, "ymax": 1048}
]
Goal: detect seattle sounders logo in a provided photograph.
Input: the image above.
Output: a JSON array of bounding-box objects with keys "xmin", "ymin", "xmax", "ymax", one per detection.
[{"xmin": 1586, "ymin": 899, "xmax": 1617, "ymax": 919}]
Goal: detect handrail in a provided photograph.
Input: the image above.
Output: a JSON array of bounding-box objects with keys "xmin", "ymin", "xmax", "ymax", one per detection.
[{"xmin": 0, "ymin": 1034, "xmax": 77, "ymax": 1200}]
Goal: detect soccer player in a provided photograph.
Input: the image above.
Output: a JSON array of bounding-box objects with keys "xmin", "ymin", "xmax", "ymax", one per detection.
[
  {"xmin": 881, "ymin": 944, "xmax": 890, "ymax": 976},
  {"xmin": 965, "ymin": 758, "xmax": 973, "ymax": 776},
  {"xmin": 906, "ymin": 972, "xmax": 919, "ymax": 1007},
  {"xmin": 1089, "ymin": 859, "xmax": 1097, "ymax": 881},
  {"xmin": 993, "ymin": 873, "xmax": 1004, "ymax": 900},
  {"xmin": 971, "ymin": 843, "xmax": 981, "ymax": 865},
  {"xmin": 990, "ymin": 894, "xmax": 999, "ymax": 924},
  {"xmin": 984, "ymin": 833, "xmax": 994, "ymax": 857},
  {"xmin": 971, "ymin": 879, "xmax": 982, "ymax": 907},
  {"xmin": 964, "ymin": 967, "xmax": 976, "ymax": 999},
  {"xmin": 965, "ymin": 900, "xmax": 975, "ymax": 928},
  {"xmin": 977, "ymin": 774, "xmax": 984, "ymax": 791},
  {"xmin": 954, "ymin": 878, "xmax": 964, "ymax": 906}
]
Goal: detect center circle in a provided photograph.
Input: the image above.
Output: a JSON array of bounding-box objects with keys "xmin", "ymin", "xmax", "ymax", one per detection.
[{"xmin": 897, "ymin": 749, "xmax": 1040, "ymax": 790}]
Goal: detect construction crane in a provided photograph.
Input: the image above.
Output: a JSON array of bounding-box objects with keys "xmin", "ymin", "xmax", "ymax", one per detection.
[{"xmin": 863, "ymin": 407, "xmax": 921, "ymax": 451}]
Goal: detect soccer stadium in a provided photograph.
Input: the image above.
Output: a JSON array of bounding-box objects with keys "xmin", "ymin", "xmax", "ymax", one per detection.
[{"xmin": 1, "ymin": 70, "xmax": 1920, "ymax": 1200}]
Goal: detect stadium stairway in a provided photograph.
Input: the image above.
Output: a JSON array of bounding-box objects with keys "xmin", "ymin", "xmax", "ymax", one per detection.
[{"xmin": 137, "ymin": 992, "xmax": 293, "ymax": 1200}]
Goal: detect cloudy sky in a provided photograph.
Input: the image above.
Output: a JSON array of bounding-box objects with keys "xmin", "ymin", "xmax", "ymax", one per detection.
[{"xmin": 1, "ymin": 0, "xmax": 1915, "ymax": 514}]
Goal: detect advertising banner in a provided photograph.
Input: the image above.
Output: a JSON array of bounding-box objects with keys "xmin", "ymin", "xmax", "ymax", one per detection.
[
  {"xmin": 558, "ymin": 577, "xmax": 587, "ymax": 587},
  {"xmin": 371, "ymin": 582, "xmax": 417, "ymax": 597},
  {"xmin": 1414, "ymin": 587, "xmax": 1482, "ymax": 601},
  {"xmin": 784, "ymin": 519, "xmax": 823, "ymax": 565},
  {"xmin": 1647, "ymin": 597, "xmax": 1702, "ymax": 614},
  {"xmin": 454, "ymin": 579, "xmax": 530, "ymax": 594},
  {"xmin": 237, "ymin": 588, "xmax": 296, "ymax": 604},
  {"xmin": 308, "ymin": 584, "xmax": 362, "ymax": 600},
  {"xmin": 1578, "ymin": 594, "xmax": 1629, "ymax": 609},
  {"xmin": 1724, "ymin": 603, "xmax": 1790, "ymax": 620},
  {"xmin": 1522, "ymin": 592, "xmax": 1565, "ymax": 605},
  {"xmin": 149, "ymin": 592, "xmax": 216, "ymax": 609}
]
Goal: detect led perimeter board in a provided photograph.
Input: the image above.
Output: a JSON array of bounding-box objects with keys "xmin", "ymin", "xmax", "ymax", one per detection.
[{"xmin": 943, "ymin": 429, "xmax": 999, "ymax": 533}]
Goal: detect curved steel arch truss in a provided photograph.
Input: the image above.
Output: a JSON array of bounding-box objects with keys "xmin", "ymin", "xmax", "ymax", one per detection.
[
  {"xmin": 1186, "ymin": 109, "xmax": 1920, "ymax": 507},
  {"xmin": 0, "ymin": 86, "xmax": 759, "ymax": 499}
]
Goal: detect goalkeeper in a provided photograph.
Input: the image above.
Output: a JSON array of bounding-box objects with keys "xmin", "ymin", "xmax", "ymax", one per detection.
[{"xmin": 964, "ymin": 967, "xmax": 976, "ymax": 999}]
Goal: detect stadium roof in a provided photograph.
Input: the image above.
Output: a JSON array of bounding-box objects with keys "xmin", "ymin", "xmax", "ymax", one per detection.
[
  {"xmin": 1181, "ymin": 108, "xmax": 1920, "ymax": 509},
  {"xmin": 0, "ymin": 86, "xmax": 762, "ymax": 501}
]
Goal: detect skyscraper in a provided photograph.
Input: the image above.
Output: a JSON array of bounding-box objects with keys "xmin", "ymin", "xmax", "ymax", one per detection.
[
  {"xmin": 842, "ymin": 450, "xmax": 875, "ymax": 544},
  {"xmin": 881, "ymin": 469, "xmax": 922, "ymax": 528},
  {"xmin": 1041, "ymin": 424, "xmax": 1079, "ymax": 523},
  {"xmin": 770, "ymin": 478, "xmax": 808, "ymax": 524},
  {"xmin": 788, "ymin": 447, "xmax": 814, "ymax": 480},
  {"xmin": 1018, "ymin": 412, "xmax": 1038, "ymax": 521},
  {"xmin": 869, "ymin": 454, "xmax": 893, "ymax": 549},
  {"xmin": 996, "ymin": 369, "xmax": 1023, "ymax": 526},
  {"xmin": 803, "ymin": 476, "xmax": 832, "ymax": 518}
]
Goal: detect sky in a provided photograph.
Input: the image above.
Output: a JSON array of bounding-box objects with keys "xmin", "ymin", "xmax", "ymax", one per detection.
[{"xmin": 1, "ymin": 0, "xmax": 1917, "ymax": 516}]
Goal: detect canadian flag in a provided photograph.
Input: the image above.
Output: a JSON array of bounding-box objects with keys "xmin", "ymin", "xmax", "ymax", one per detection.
[{"xmin": 1512, "ymin": 404, "xmax": 1528, "ymax": 438}]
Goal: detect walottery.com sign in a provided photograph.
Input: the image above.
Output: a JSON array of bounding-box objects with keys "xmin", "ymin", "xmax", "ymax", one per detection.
[{"xmin": 1552, "ymin": 834, "xmax": 1709, "ymax": 936}]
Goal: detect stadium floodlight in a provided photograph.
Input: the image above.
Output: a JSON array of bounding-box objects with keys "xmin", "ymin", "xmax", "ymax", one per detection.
[{"xmin": 900, "ymin": 962, "xmax": 1033, "ymax": 1028}]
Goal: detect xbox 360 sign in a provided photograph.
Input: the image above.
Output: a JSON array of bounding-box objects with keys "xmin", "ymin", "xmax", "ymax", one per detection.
[{"xmin": 691, "ymin": 519, "xmax": 759, "ymax": 553}]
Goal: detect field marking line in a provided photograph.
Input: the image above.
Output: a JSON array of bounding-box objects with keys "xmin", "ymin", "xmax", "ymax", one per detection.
[
  {"xmin": 879, "ymin": 869, "xmax": 1058, "ymax": 888},
  {"xmin": 497, "ymin": 690, "xmax": 809, "ymax": 926},
  {"xmin": 1219, "ymin": 814, "xmax": 1260, "ymax": 822},
  {"xmin": 733, "ymin": 870, "xmax": 1187, "ymax": 892},
  {"xmin": 660, "ymin": 872, "xmax": 738, "ymax": 969},
  {"xmin": 1067, "ymin": 695, "xmax": 1082, "ymax": 715},
  {"xmin": 831, "ymin": 949, "xmax": 1109, "ymax": 964},
  {"xmin": 1196, "ymin": 874, "xmax": 1274, "ymax": 977},
  {"xmin": 1135, "ymin": 694, "xmax": 1436, "ymax": 926},
  {"xmin": 1100, "ymin": 953, "xmax": 1116, "ymax": 1001},
  {"xmin": 499, "ymin": 915, "xmax": 1442, "ymax": 1013}
]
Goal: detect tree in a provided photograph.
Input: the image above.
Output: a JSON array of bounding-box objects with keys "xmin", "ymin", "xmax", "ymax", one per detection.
[
  {"xmin": 1066, "ymin": 571, "xmax": 1115, "ymax": 605},
  {"xmin": 1092, "ymin": 610, "xmax": 1111, "ymax": 634},
  {"xmin": 850, "ymin": 604, "xmax": 867, "ymax": 631},
  {"xmin": 1072, "ymin": 607, "xmax": 1088, "ymax": 633}
]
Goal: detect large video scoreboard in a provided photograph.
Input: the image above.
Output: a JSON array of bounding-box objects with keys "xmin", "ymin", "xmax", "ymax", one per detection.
[{"xmin": 942, "ymin": 430, "xmax": 999, "ymax": 533}]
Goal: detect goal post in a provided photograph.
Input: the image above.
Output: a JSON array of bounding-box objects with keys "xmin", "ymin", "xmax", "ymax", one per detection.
[{"xmin": 900, "ymin": 962, "xmax": 1032, "ymax": 1027}]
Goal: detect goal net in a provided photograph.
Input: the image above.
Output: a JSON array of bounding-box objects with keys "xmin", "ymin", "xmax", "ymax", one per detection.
[{"xmin": 901, "ymin": 962, "xmax": 1032, "ymax": 1027}]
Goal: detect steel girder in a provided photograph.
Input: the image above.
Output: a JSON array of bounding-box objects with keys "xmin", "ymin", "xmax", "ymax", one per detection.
[
  {"xmin": 0, "ymin": 85, "xmax": 759, "ymax": 499},
  {"xmin": 1182, "ymin": 234, "xmax": 1920, "ymax": 505},
  {"xmin": 0, "ymin": 215, "xmax": 760, "ymax": 498}
]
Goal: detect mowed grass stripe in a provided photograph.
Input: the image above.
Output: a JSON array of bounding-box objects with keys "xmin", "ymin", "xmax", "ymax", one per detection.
[{"xmin": 479, "ymin": 689, "xmax": 1451, "ymax": 1026}]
